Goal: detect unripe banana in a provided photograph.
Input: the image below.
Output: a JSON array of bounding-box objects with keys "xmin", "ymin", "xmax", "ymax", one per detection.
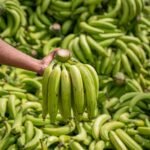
[
  {"xmin": 0, "ymin": 97, "xmax": 8, "ymax": 117},
  {"xmin": 60, "ymin": 65, "xmax": 71, "ymax": 121},
  {"xmin": 25, "ymin": 120, "xmax": 34, "ymax": 143},
  {"xmin": 95, "ymin": 140, "xmax": 105, "ymax": 150},
  {"xmin": 109, "ymin": 131, "xmax": 128, "ymax": 150},
  {"xmin": 24, "ymin": 127, "xmax": 43, "ymax": 150},
  {"xmin": 116, "ymin": 129, "xmax": 143, "ymax": 150},
  {"xmin": 72, "ymin": 37, "xmax": 87, "ymax": 63},
  {"xmin": 85, "ymin": 64, "xmax": 99, "ymax": 97},
  {"xmin": 69, "ymin": 64, "xmax": 85, "ymax": 116},
  {"xmin": 92, "ymin": 114, "xmax": 111, "ymax": 140},
  {"xmin": 100, "ymin": 121, "xmax": 125, "ymax": 140},
  {"xmin": 62, "ymin": 20, "xmax": 73, "ymax": 35},
  {"xmin": 120, "ymin": 0, "xmax": 129, "ymax": 25},
  {"xmin": 126, "ymin": 0, "xmax": 137, "ymax": 21},
  {"xmin": 6, "ymin": 8, "xmax": 21, "ymax": 36},
  {"xmin": 7, "ymin": 95, "xmax": 16, "ymax": 119},
  {"xmin": 42, "ymin": 62, "xmax": 55, "ymax": 119},
  {"xmin": 72, "ymin": 123, "xmax": 87, "ymax": 141},
  {"xmin": 41, "ymin": 0, "xmax": 51, "ymax": 13},
  {"xmin": 70, "ymin": 141, "xmax": 85, "ymax": 150},
  {"xmin": 79, "ymin": 34, "xmax": 94, "ymax": 64},
  {"xmin": 1, "ymin": 13, "xmax": 13, "ymax": 37},
  {"xmin": 78, "ymin": 64, "xmax": 97, "ymax": 119},
  {"xmin": 48, "ymin": 64, "xmax": 61, "ymax": 123}
]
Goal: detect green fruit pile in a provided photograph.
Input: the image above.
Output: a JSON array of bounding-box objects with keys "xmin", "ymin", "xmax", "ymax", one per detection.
[
  {"xmin": 42, "ymin": 49, "xmax": 99, "ymax": 123},
  {"xmin": 0, "ymin": 0, "xmax": 150, "ymax": 149}
]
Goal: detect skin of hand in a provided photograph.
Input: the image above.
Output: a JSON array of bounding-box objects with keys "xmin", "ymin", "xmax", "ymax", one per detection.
[
  {"xmin": 0, "ymin": 39, "xmax": 59, "ymax": 75},
  {"xmin": 38, "ymin": 48, "xmax": 60, "ymax": 75}
]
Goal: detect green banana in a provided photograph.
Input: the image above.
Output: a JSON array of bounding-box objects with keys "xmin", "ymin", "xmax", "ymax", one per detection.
[
  {"xmin": 79, "ymin": 34, "xmax": 94, "ymax": 64},
  {"xmin": 62, "ymin": 20, "xmax": 73, "ymax": 35},
  {"xmin": 0, "ymin": 97, "xmax": 8, "ymax": 117},
  {"xmin": 134, "ymin": 134, "xmax": 150, "ymax": 149},
  {"xmin": 6, "ymin": 8, "xmax": 21, "ymax": 36},
  {"xmin": 24, "ymin": 127, "xmax": 43, "ymax": 150},
  {"xmin": 101, "ymin": 48, "xmax": 112, "ymax": 74},
  {"xmin": 135, "ymin": 0, "xmax": 143, "ymax": 14},
  {"xmin": 89, "ymin": 20, "xmax": 116, "ymax": 30},
  {"xmin": 6, "ymin": 1, "xmax": 27, "ymax": 26},
  {"xmin": 41, "ymin": 0, "xmax": 51, "ymax": 13},
  {"xmin": 48, "ymin": 64, "xmax": 61, "ymax": 123},
  {"xmin": 116, "ymin": 129, "xmax": 143, "ymax": 150},
  {"xmin": 42, "ymin": 62, "xmax": 55, "ymax": 119},
  {"xmin": 100, "ymin": 121, "xmax": 125, "ymax": 140},
  {"xmin": 104, "ymin": 0, "xmax": 121, "ymax": 18},
  {"xmin": 85, "ymin": 64, "xmax": 99, "ymax": 97},
  {"xmin": 61, "ymin": 34, "xmax": 76, "ymax": 49},
  {"xmin": 70, "ymin": 141, "xmax": 85, "ymax": 150},
  {"xmin": 42, "ymin": 120, "xmax": 75, "ymax": 136},
  {"xmin": 71, "ymin": 0, "xmax": 83, "ymax": 10},
  {"xmin": 92, "ymin": 114, "xmax": 111, "ymax": 140},
  {"xmin": 72, "ymin": 37, "xmax": 87, "ymax": 63},
  {"xmin": 36, "ymin": 6, "xmax": 51, "ymax": 26},
  {"xmin": 33, "ymin": 13, "xmax": 46, "ymax": 29},
  {"xmin": 0, "ymin": 17, "xmax": 6, "ymax": 30},
  {"xmin": 120, "ymin": 0, "xmax": 129, "ymax": 25},
  {"xmin": 121, "ymin": 53, "xmax": 133, "ymax": 78},
  {"xmin": 128, "ymin": 43, "xmax": 146, "ymax": 63},
  {"xmin": 17, "ymin": 133, "xmax": 25, "ymax": 148},
  {"xmin": 126, "ymin": 0, "xmax": 137, "ymax": 21},
  {"xmin": 89, "ymin": 141, "xmax": 96, "ymax": 150},
  {"xmin": 25, "ymin": 120, "xmax": 34, "ymax": 143},
  {"xmin": 52, "ymin": 0, "xmax": 71, "ymax": 9},
  {"xmin": 109, "ymin": 131, "xmax": 128, "ymax": 150},
  {"xmin": 1, "ymin": 12, "xmax": 14, "ymax": 37},
  {"xmin": 11, "ymin": 109, "xmax": 23, "ymax": 135},
  {"xmin": 86, "ymin": 35, "xmax": 108, "ymax": 57},
  {"xmin": 95, "ymin": 140, "xmax": 105, "ymax": 150},
  {"xmin": 80, "ymin": 22, "xmax": 104, "ymax": 34},
  {"xmin": 78, "ymin": 64, "xmax": 97, "ymax": 119},
  {"xmin": 69, "ymin": 64, "xmax": 85, "ymax": 116},
  {"xmin": 60, "ymin": 65, "xmax": 71, "ymax": 121},
  {"xmin": 7, "ymin": 95, "xmax": 16, "ymax": 119}
]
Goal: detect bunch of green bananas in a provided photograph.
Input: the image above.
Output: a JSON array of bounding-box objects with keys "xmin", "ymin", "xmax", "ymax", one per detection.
[
  {"xmin": 0, "ymin": 0, "xmax": 27, "ymax": 38},
  {"xmin": 42, "ymin": 49, "xmax": 99, "ymax": 123},
  {"xmin": 0, "ymin": 0, "xmax": 62, "ymax": 57},
  {"xmin": 0, "ymin": 0, "xmax": 150, "ymax": 149},
  {"xmin": 0, "ymin": 0, "xmax": 149, "ymax": 59},
  {"xmin": 0, "ymin": 65, "xmax": 150, "ymax": 149}
]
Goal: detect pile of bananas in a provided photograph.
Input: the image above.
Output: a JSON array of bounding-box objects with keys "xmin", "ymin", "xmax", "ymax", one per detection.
[
  {"xmin": 0, "ymin": 0, "xmax": 150, "ymax": 149},
  {"xmin": 0, "ymin": 0, "xmax": 149, "ymax": 58},
  {"xmin": 42, "ymin": 50, "xmax": 99, "ymax": 122},
  {"xmin": 0, "ymin": 65, "xmax": 149, "ymax": 149}
]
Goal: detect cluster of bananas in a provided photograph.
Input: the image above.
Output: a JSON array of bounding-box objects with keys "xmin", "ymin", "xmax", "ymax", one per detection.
[
  {"xmin": 42, "ymin": 0, "xmax": 145, "ymax": 25},
  {"xmin": 57, "ymin": 2, "xmax": 150, "ymax": 98},
  {"xmin": 0, "ymin": 0, "xmax": 149, "ymax": 57},
  {"xmin": 0, "ymin": 0, "xmax": 27, "ymax": 38},
  {"xmin": 42, "ymin": 50, "xmax": 99, "ymax": 123},
  {"xmin": 60, "ymin": 32, "xmax": 150, "ymax": 94},
  {"xmin": 0, "ymin": 65, "xmax": 149, "ymax": 149},
  {"xmin": 0, "ymin": 0, "xmax": 150, "ymax": 149},
  {"xmin": 0, "ymin": 0, "xmax": 61, "ymax": 57}
]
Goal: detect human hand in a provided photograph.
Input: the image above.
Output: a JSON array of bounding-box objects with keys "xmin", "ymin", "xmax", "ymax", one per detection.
[
  {"xmin": 37, "ymin": 48, "xmax": 60, "ymax": 75},
  {"xmin": 0, "ymin": 39, "xmax": 61, "ymax": 75}
]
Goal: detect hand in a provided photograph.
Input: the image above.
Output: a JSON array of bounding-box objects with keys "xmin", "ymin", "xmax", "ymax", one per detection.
[
  {"xmin": 38, "ymin": 48, "xmax": 60, "ymax": 75},
  {"xmin": 0, "ymin": 39, "xmax": 60, "ymax": 75}
]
